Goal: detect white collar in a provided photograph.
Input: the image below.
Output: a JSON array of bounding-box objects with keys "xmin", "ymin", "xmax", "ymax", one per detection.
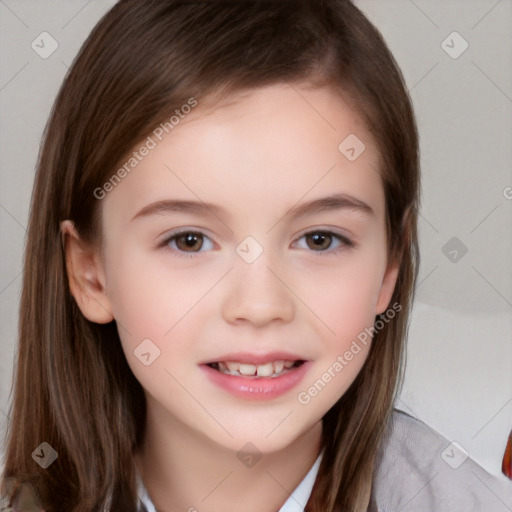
[
  {"xmin": 277, "ymin": 452, "xmax": 322, "ymax": 512},
  {"xmin": 137, "ymin": 452, "xmax": 323, "ymax": 512}
]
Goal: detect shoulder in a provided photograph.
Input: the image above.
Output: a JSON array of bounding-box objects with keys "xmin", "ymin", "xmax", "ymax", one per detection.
[
  {"xmin": 0, "ymin": 479, "xmax": 45, "ymax": 512},
  {"xmin": 372, "ymin": 409, "xmax": 512, "ymax": 512}
]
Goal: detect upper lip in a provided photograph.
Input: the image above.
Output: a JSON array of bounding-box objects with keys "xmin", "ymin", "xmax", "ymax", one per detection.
[{"xmin": 200, "ymin": 351, "xmax": 307, "ymax": 365}]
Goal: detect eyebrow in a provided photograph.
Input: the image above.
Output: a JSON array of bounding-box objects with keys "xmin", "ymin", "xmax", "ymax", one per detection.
[
  {"xmin": 285, "ymin": 193, "xmax": 374, "ymax": 219},
  {"xmin": 131, "ymin": 199, "xmax": 225, "ymax": 222},
  {"xmin": 130, "ymin": 193, "xmax": 374, "ymax": 222}
]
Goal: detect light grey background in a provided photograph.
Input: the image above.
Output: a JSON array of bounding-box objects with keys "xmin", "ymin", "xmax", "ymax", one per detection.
[{"xmin": 1, "ymin": 0, "xmax": 511, "ymax": 488}]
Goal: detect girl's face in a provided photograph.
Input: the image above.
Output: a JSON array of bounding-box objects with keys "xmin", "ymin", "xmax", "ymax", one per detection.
[{"xmin": 87, "ymin": 84, "xmax": 398, "ymax": 453}]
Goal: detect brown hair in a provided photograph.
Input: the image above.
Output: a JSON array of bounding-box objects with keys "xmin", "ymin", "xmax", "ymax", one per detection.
[{"xmin": 1, "ymin": 1, "xmax": 420, "ymax": 511}]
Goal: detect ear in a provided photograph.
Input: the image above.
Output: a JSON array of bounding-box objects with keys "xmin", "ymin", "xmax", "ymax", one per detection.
[
  {"xmin": 375, "ymin": 257, "xmax": 400, "ymax": 315},
  {"xmin": 375, "ymin": 205, "xmax": 414, "ymax": 314},
  {"xmin": 60, "ymin": 220, "xmax": 114, "ymax": 324}
]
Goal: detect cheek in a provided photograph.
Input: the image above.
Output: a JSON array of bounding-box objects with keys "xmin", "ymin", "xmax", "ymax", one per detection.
[
  {"xmin": 103, "ymin": 252, "xmax": 198, "ymax": 398},
  {"xmin": 295, "ymin": 262, "xmax": 380, "ymax": 411},
  {"xmin": 104, "ymin": 242, "xmax": 212, "ymax": 339},
  {"xmin": 102, "ymin": 244, "xmax": 226, "ymax": 395},
  {"xmin": 298, "ymin": 252, "xmax": 386, "ymax": 340}
]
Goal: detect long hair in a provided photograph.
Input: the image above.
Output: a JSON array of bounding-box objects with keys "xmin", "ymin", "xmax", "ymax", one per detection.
[{"xmin": 1, "ymin": 1, "xmax": 420, "ymax": 511}]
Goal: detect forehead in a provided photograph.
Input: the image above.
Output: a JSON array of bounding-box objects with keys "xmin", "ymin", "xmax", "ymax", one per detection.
[{"xmin": 101, "ymin": 84, "xmax": 384, "ymax": 225}]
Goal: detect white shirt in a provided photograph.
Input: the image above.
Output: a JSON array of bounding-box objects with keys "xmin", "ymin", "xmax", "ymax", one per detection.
[{"xmin": 137, "ymin": 453, "xmax": 322, "ymax": 512}]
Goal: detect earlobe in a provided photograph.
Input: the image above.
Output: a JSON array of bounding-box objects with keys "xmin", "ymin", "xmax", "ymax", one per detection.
[
  {"xmin": 375, "ymin": 259, "xmax": 400, "ymax": 315},
  {"xmin": 60, "ymin": 220, "xmax": 114, "ymax": 324}
]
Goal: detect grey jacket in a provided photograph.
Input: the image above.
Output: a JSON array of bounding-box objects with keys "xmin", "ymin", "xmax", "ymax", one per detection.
[{"xmin": 370, "ymin": 410, "xmax": 512, "ymax": 511}]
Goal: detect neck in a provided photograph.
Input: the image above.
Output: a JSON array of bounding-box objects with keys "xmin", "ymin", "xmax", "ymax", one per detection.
[{"xmin": 135, "ymin": 396, "xmax": 322, "ymax": 512}]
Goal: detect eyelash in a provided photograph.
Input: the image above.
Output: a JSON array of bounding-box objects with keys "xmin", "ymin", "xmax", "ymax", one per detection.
[{"xmin": 159, "ymin": 229, "xmax": 355, "ymax": 259}]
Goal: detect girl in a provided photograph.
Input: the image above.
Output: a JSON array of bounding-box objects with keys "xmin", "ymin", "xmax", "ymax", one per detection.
[{"xmin": 1, "ymin": 1, "xmax": 510, "ymax": 511}]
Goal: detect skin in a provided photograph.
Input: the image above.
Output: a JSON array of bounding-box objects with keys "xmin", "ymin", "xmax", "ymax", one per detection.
[{"xmin": 62, "ymin": 83, "xmax": 399, "ymax": 512}]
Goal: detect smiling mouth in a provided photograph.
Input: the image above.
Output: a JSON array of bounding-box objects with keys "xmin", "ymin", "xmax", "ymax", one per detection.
[{"xmin": 206, "ymin": 360, "xmax": 305, "ymax": 379}]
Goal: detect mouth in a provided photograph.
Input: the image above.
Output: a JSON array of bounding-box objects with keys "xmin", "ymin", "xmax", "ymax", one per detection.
[
  {"xmin": 201, "ymin": 355, "xmax": 311, "ymax": 400},
  {"xmin": 206, "ymin": 360, "xmax": 306, "ymax": 379}
]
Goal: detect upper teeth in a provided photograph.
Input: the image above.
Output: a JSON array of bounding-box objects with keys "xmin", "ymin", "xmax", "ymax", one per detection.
[{"xmin": 217, "ymin": 360, "xmax": 296, "ymax": 377}]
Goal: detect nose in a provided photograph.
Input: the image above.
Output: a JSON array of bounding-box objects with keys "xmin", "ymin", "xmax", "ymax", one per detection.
[{"xmin": 221, "ymin": 252, "xmax": 295, "ymax": 327}]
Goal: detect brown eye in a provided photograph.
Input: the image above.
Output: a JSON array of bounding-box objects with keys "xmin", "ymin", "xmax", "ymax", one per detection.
[
  {"xmin": 161, "ymin": 230, "xmax": 215, "ymax": 257},
  {"xmin": 295, "ymin": 230, "xmax": 354, "ymax": 253},
  {"xmin": 174, "ymin": 232, "xmax": 204, "ymax": 252},
  {"xmin": 305, "ymin": 232, "xmax": 333, "ymax": 251}
]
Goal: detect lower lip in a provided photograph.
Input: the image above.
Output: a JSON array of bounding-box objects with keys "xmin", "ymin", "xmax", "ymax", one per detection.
[{"xmin": 200, "ymin": 362, "xmax": 311, "ymax": 400}]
